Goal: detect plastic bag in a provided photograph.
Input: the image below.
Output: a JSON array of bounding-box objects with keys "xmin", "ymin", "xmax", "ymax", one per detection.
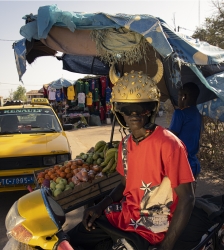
[{"xmin": 3, "ymin": 237, "xmax": 35, "ymax": 250}]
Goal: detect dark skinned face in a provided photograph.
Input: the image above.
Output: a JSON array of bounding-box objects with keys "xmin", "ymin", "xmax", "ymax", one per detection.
[
  {"xmin": 123, "ymin": 112, "xmax": 149, "ymax": 134},
  {"xmin": 177, "ymin": 90, "xmax": 186, "ymax": 109}
]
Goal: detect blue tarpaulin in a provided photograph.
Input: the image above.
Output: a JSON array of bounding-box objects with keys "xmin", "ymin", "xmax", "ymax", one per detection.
[{"xmin": 13, "ymin": 4, "xmax": 224, "ymax": 121}]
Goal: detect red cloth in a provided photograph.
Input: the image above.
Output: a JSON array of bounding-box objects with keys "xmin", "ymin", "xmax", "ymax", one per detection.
[
  {"xmin": 105, "ymin": 126, "xmax": 194, "ymax": 244},
  {"xmin": 100, "ymin": 76, "xmax": 107, "ymax": 97},
  {"xmin": 100, "ymin": 106, "xmax": 105, "ymax": 121}
]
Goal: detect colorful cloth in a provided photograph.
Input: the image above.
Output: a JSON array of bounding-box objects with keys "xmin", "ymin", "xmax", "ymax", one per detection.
[
  {"xmin": 67, "ymin": 86, "xmax": 75, "ymax": 100},
  {"xmin": 105, "ymin": 87, "xmax": 112, "ymax": 102},
  {"xmin": 47, "ymin": 86, "xmax": 56, "ymax": 100},
  {"xmin": 78, "ymin": 92, "xmax": 85, "ymax": 107},
  {"xmin": 105, "ymin": 126, "xmax": 194, "ymax": 245},
  {"xmin": 55, "ymin": 89, "xmax": 62, "ymax": 101},
  {"xmin": 84, "ymin": 81, "xmax": 90, "ymax": 95},
  {"xmin": 169, "ymin": 106, "xmax": 202, "ymax": 176},
  {"xmin": 86, "ymin": 92, "xmax": 93, "ymax": 106},
  {"xmin": 93, "ymin": 88, "xmax": 99, "ymax": 102},
  {"xmin": 100, "ymin": 76, "xmax": 107, "ymax": 97},
  {"xmin": 75, "ymin": 80, "xmax": 84, "ymax": 94},
  {"xmin": 91, "ymin": 79, "xmax": 95, "ymax": 91}
]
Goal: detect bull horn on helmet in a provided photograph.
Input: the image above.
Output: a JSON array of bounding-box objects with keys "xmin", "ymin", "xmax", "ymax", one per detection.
[
  {"xmin": 152, "ymin": 59, "xmax": 164, "ymax": 84},
  {"xmin": 109, "ymin": 63, "xmax": 120, "ymax": 85}
]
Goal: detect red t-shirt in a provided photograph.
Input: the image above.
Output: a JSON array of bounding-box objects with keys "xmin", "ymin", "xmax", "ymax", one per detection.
[{"xmin": 105, "ymin": 126, "xmax": 194, "ymax": 244}]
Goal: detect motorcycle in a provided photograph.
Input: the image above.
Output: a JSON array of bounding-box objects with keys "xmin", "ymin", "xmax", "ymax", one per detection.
[
  {"xmin": 3, "ymin": 187, "xmax": 73, "ymax": 250},
  {"xmin": 3, "ymin": 186, "xmax": 224, "ymax": 250}
]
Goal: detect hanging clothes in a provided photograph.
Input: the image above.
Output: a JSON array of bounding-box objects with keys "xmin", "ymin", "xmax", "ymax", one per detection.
[
  {"xmin": 86, "ymin": 92, "xmax": 93, "ymax": 106},
  {"xmin": 78, "ymin": 92, "xmax": 86, "ymax": 107},
  {"xmin": 93, "ymin": 88, "xmax": 100, "ymax": 102},
  {"xmin": 100, "ymin": 76, "xmax": 107, "ymax": 97},
  {"xmin": 105, "ymin": 87, "xmax": 112, "ymax": 103},
  {"xmin": 48, "ymin": 86, "xmax": 56, "ymax": 100},
  {"xmin": 56, "ymin": 89, "xmax": 62, "ymax": 101},
  {"xmin": 91, "ymin": 79, "xmax": 95, "ymax": 91},
  {"xmin": 84, "ymin": 81, "xmax": 90, "ymax": 95},
  {"xmin": 67, "ymin": 85, "xmax": 75, "ymax": 100},
  {"xmin": 75, "ymin": 80, "xmax": 84, "ymax": 94}
]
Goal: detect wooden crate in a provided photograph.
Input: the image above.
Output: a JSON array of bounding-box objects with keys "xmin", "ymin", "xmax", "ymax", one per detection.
[
  {"xmin": 54, "ymin": 172, "xmax": 121, "ymax": 212},
  {"xmin": 33, "ymin": 168, "xmax": 121, "ymax": 212}
]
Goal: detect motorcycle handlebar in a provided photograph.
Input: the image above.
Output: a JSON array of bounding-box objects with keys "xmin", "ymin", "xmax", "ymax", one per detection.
[{"xmin": 57, "ymin": 240, "xmax": 74, "ymax": 250}]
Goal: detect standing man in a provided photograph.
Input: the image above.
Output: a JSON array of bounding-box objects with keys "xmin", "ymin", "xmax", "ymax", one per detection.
[{"xmin": 169, "ymin": 82, "xmax": 202, "ymax": 181}]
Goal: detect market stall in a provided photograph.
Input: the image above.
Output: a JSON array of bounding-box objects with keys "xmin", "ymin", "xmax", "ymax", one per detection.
[{"xmin": 42, "ymin": 75, "xmax": 113, "ymax": 127}]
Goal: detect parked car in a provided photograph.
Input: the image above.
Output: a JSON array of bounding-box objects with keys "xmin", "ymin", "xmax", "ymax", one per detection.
[{"xmin": 0, "ymin": 98, "xmax": 72, "ymax": 192}]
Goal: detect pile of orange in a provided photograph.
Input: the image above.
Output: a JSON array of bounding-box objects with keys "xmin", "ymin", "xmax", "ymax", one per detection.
[{"xmin": 36, "ymin": 159, "xmax": 96, "ymax": 185}]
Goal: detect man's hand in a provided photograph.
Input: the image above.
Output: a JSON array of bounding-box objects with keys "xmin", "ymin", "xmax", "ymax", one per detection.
[{"xmin": 82, "ymin": 204, "xmax": 103, "ymax": 231}]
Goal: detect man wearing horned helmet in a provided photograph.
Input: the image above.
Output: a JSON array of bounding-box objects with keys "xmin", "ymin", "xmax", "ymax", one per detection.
[{"xmin": 67, "ymin": 60, "xmax": 199, "ymax": 250}]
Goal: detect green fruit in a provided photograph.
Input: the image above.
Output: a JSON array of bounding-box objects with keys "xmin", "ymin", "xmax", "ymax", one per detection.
[
  {"xmin": 50, "ymin": 181, "xmax": 56, "ymax": 189},
  {"xmin": 54, "ymin": 189, "xmax": 63, "ymax": 197},
  {"xmin": 56, "ymin": 183, "xmax": 65, "ymax": 191},
  {"xmin": 69, "ymin": 182, "xmax": 75, "ymax": 188},
  {"xmin": 59, "ymin": 178, "xmax": 67, "ymax": 186},
  {"xmin": 93, "ymin": 153, "xmax": 99, "ymax": 160},
  {"xmin": 102, "ymin": 157, "xmax": 115, "ymax": 173},
  {"xmin": 56, "ymin": 177, "xmax": 62, "ymax": 184},
  {"xmin": 81, "ymin": 154, "xmax": 88, "ymax": 160},
  {"xmin": 65, "ymin": 185, "xmax": 72, "ymax": 191},
  {"xmin": 96, "ymin": 158, "xmax": 103, "ymax": 165},
  {"xmin": 99, "ymin": 152, "xmax": 104, "ymax": 158},
  {"xmin": 106, "ymin": 148, "xmax": 118, "ymax": 157},
  {"xmin": 86, "ymin": 157, "xmax": 93, "ymax": 164},
  {"xmin": 94, "ymin": 140, "xmax": 106, "ymax": 152}
]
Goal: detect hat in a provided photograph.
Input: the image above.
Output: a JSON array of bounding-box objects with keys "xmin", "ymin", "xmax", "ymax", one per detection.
[{"xmin": 109, "ymin": 59, "xmax": 163, "ymax": 128}]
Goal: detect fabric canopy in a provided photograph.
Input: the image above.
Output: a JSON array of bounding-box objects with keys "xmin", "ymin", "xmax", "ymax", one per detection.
[
  {"xmin": 48, "ymin": 78, "xmax": 74, "ymax": 89},
  {"xmin": 13, "ymin": 4, "xmax": 224, "ymax": 121}
]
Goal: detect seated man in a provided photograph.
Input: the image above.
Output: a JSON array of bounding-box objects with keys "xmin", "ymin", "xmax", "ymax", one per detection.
[{"xmin": 67, "ymin": 66, "xmax": 201, "ymax": 250}]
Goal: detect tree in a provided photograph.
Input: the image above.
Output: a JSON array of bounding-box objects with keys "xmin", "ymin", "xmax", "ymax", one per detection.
[
  {"xmin": 13, "ymin": 85, "xmax": 27, "ymax": 101},
  {"xmin": 8, "ymin": 89, "xmax": 14, "ymax": 101},
  {"xmin": 192, "ymin": 0, "xmax": 224, "ymax": 49}
]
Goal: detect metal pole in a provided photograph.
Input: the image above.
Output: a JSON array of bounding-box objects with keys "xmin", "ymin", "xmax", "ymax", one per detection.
[{"xmin": 109, "ymin": 114, "xmax": 116, "ymax": 148}]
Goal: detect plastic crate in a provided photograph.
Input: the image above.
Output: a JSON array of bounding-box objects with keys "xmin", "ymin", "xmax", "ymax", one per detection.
[{"xmin": 33, "ymin": 168, "xmax": 121, "ymax": 213}]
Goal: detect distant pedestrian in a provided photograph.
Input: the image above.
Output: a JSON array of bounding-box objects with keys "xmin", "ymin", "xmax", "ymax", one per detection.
[{"xmin": 169, "ymin": 82, "xmax": 202, "ymax": 183}]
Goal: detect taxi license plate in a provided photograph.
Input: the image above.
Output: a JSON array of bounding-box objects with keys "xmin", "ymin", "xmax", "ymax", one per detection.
[{"xmin": 0, "ymin": 175, "xmax": 34, "ymax": 186}]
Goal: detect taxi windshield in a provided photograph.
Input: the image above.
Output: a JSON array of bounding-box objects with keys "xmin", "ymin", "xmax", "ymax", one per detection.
[{"xmin": 0, "ymin": 107, "xmax": 62, "ymax": 134}]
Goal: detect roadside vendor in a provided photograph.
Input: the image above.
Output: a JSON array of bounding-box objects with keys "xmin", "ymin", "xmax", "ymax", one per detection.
[{"xmin": 66, "ymin": 61, "xmax": 211, "ymax": 250}]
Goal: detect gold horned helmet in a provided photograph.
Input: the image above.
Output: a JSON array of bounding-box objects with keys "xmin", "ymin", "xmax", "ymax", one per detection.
[{"xmin": 110, "ymin": 59, "xmax": 163, "ymax": 103}]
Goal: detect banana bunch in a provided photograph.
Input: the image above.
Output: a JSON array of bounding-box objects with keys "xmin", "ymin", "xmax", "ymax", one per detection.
[
  {"xmin": 100, "ymin": 146, "xmax": 119, "ymax": 174},
  {"xmin": 77, "ymin": 140, "xmax": 120, "ymax": 174}
]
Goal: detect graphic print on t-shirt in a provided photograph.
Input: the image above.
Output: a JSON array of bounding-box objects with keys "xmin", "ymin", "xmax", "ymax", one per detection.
[{"xmin": 130, "ymin": 177, "xmax": 173, "ymax": 233}]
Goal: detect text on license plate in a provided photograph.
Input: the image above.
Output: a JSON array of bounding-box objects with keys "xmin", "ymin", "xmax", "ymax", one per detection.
[{"xmin": 0, "ymin": 176, "xmax": 34, "ymax": 186}]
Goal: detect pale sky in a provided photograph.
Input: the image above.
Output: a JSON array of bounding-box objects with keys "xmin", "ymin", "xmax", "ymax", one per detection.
[{"xmin": 0, "ymin": 0, "xmax": 215, "ymax": 98}]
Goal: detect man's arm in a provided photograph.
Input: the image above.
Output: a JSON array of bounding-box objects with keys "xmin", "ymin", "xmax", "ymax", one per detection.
[
  {"xmin": 156, "ymin": 182, "xmax": 195, "ymax": 250},
  {"xmin": 82, "ymin": 174, "xmax": 126, "ymax": 231}
]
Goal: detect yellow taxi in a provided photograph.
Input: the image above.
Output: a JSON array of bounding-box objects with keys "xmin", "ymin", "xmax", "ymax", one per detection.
[{"xmin": 0, "ymin": 98, "xmax": 72, "ymax": 192}]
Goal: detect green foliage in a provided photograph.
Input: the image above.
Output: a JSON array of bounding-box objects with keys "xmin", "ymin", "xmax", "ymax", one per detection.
[
  {"xmin": 192, "ymin": 1, "xmax": 224, "ymax": 49},
  {"xmin": 12, "ymin": 85, "xmax": 27, "ymax": 101}
]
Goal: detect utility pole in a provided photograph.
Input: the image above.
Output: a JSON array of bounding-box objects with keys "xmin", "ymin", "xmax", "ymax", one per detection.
[{"xmin": 172, "ymin": 12, "xmax": 177, "ymax": 31}]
